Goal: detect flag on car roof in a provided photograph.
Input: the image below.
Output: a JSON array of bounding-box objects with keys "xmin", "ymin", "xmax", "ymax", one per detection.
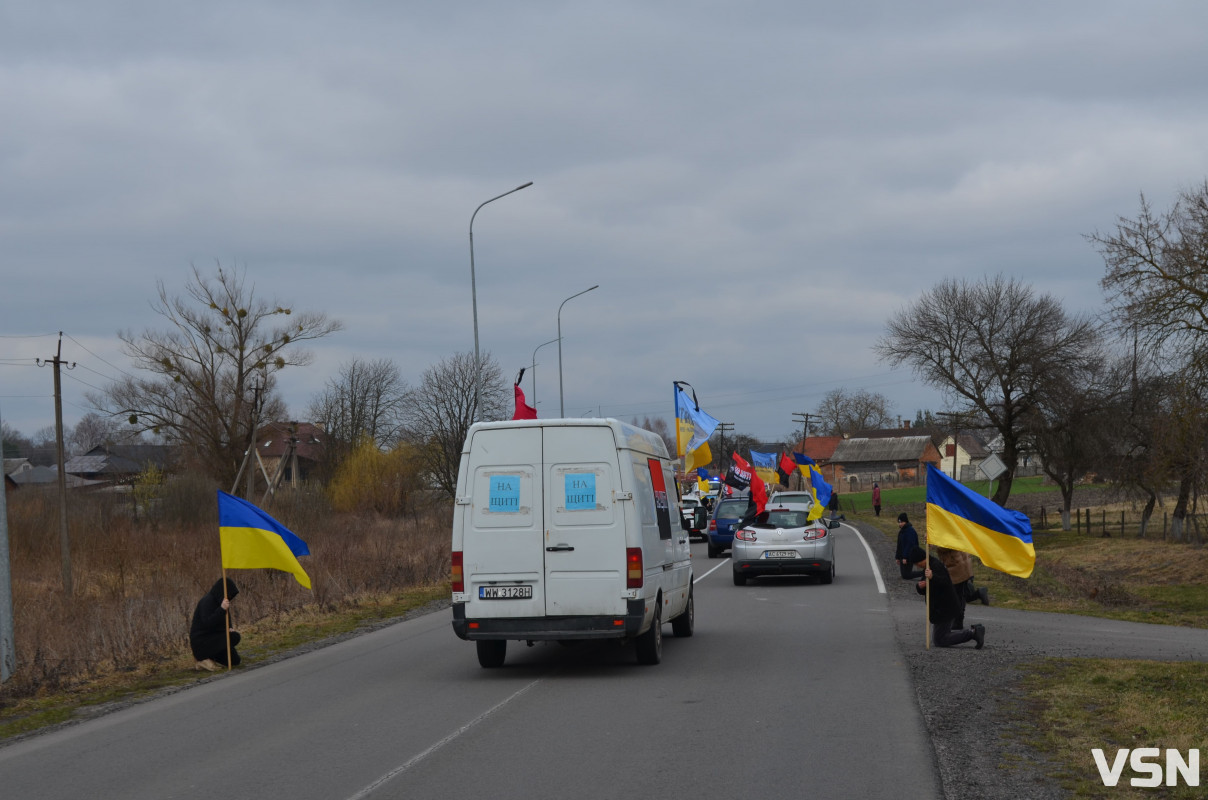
[
  {"xmin": 805, "ymin": 466, "xmax": 833, "ymax": 522},
  {"xmin": 217, "ymin": 491, "xmax": 312, "ymax": 589},
  {"xmin": 749, "ymin": 450, "xmax": 777, "ymax": 486},
  {"xmin": 777, "ymin": 452, "xmax": 796, "ymax": 485},
  {"xmin": 724, "ymin": 452, "xmax": 753, "ymax": 491},
  {"xmin": 925, "ymin": 464, "xmax": 1035, "ymax": 578},
  {"xmin": 512, "ymin": 369, "xmax": 537, "ymax": 420}
]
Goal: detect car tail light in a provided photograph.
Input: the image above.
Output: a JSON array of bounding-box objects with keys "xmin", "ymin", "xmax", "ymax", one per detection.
[
  {"xmin": 626, "ymin": 548, "xmax": 643, "ymax": 589},
  {"xmin": 802, "ymin": 527, "xmax": 828, "ymax": 541},
  {"xmin": 708, "ymin": 520, "xmax": 717, "ymax": 533},
  {"xmin": 452, "ymin": 551, "xmax": 464, "ymax": 592},
  {"xmin": 735, "ymin": 528, "xmax": 757, "ymax": 542}
]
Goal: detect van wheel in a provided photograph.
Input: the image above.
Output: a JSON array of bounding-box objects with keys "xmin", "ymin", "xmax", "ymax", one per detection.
[
  {"xmin": 635, "ymin": 604, "xmax": 662, "ymax": 665},
  {"xmin": 476, "ymin": 640, "xmax": 507, "ymax": 668},
  {"xmin": 732, "ymin": 570, "xmax": 747, "ymax": 586},
  {"xmin": 671, "ymin": 587, "xmax": 694, "ymax": 638}
]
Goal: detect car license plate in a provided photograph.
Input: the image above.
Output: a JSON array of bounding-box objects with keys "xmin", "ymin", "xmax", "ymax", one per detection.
[
  {"xmin": 766, "ymin": 550, "xmax": 798, "ymax": 559},
  {"xmin": 479, "ymin": 585, "xmax": 533, "ymax": 599}
]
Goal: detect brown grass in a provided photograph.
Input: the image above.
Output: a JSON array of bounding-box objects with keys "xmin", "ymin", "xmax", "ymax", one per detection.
[{"xmin": 0, "ymin": 478, "xmax": 451, "ymax": 702}]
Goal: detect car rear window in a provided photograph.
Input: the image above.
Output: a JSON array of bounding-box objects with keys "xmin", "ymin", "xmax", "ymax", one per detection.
[
  {"xmin": 758, "ymin": 510, "xmax": 808, "ymax": 528},
  {"xmin": 716, "ymin": 499, "xmax": 751, "ymax": 518}
]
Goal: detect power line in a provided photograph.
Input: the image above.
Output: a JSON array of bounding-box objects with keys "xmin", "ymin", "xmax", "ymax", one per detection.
[{"xmin": 63, "ymin": 334, "xmax": 135, "ymax": 379}]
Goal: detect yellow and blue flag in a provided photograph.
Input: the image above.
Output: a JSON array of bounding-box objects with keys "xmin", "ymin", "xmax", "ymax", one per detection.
[
  {"xmin": 674, "ymin": 386, "xmax": 719, "ymax": 458},
  {"xmin": 925, "ymin": 464, "xmax": 1034, "ymax": 578},
  {"xmin": 749, "ymin": 450, "xmax": 778, "ymax": 486},
  {"xmin": 806, "ymin": 466, "xmax": 833, "ymax": 521},
  {"xmin": 218, "ymin": 491, "xmax": 312, "ymax": 589}
]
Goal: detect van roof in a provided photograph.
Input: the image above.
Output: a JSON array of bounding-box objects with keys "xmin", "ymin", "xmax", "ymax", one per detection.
[{"xmin": 465, "ymin": 418, "xmax": 670, "ymax": 459}]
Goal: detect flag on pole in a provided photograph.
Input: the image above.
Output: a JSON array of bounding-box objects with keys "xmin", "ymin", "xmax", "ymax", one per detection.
[
  {"xmin": 805, "ymin": 466, "xmax": 833, "ymax": 521},
  {"xmin": 749, "ymin": 450, "xmax": 777, "ymax": 486},
  {"xmin": 512, "ymin": 368, "xmax": 537, "ymax": 420},
  {"xmin": 777, "ymin": 453, "xmax": 796, "ymax": 485},
  {"xmin": 683, "ymin": 440, "xmax": 712, "ymax": 473},
  {"xmin": 217, "ymin": 491, "xmax": 312, "ymax": 589},
  {"xmin": 674, "ymin": 385, "xmax": 720, "ymax": 457},
  {"xmin": 925, "ymin": 464, "xmax": 1035, "ymax": 578},
  {"xmin": 724, "ymin": 452, "xmax": 753, "ymax": 491}
]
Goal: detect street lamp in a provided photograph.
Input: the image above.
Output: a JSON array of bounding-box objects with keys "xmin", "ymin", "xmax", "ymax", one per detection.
[
  {"xmin": 469, "ymin": 181, "xmax": 532, "ymax": 410},
  {"xmin": 530, "ymin": 337, "xmax": 560, "ymax": 412},
  {"xmin": 557, "ymin": 284, "xmax": 599, "ymax": 417}
]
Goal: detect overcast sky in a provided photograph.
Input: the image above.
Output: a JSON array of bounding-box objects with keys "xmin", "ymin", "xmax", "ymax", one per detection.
[{"xmin": 3, "ymin": 1, "xmax": 1208, "ymax": 447}]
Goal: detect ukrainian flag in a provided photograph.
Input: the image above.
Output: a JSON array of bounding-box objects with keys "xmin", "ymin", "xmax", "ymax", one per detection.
[
  {"xmin": 218, "ymin": 491, "xmax": 312, "ymax": 589},
  {"xmin": 925, "ymin": 464, "xmax": 1034, "ymax": 578},
  {"xmin": 806, "ymin": 466, "xmax": 832, "ymax": 522}
]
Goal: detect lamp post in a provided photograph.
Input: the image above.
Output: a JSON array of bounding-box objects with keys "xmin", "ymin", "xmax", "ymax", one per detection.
[
  {"xmin": 469, "ymin": 181, "xmax": 532, "ymax": 411},
  {"xmin": 530, "ymin": 337, "xmax": 560, "ymax": 412},
  {"xmin": 557, "ymin": 284, "xmax": 599, "ymax": 417}
]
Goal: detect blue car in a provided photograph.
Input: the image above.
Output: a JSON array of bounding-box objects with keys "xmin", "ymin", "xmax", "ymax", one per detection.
[{"xmin": 707, "ymin": 495, "xmax": 756, "ymax": 558}]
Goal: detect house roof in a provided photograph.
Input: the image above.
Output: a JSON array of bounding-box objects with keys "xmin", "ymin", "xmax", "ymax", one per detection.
[
  {"xmin": 4, "ymin": 457, "xmax": 32, "ymax": 475},
  {"xmin": 82, "ymin": 444, "xmax": 173, "ymax": 469},
  {"xmin": 831, "ymin": 435, "xmax": 935, "ymax": 463},
  {"xmin": 796, "ymin": 436, "xmax": 843, "ymax": 462},
  {"xmin": 12, "ymin": 466, "xmax": 102, "ymax": 488},
  {"xmin": 256, "ymin": 422, "xmax": 326, "ymax": 461},
  {"xmin": 64, "ymin": 453, "xmax": 145, "ymax": 476}
]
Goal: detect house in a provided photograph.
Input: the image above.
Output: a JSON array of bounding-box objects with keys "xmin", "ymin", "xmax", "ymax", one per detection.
[
  {"xmin": 938, "ymin": 433, "xmax": 989, "ymax": 481},
  {"xmin": 63, "ymin": 444, "xmax": 174, "ymax": 484},
  {"xmin": 11, "ymin": 465, "xmax": 102, "ymax": 489},
  {"xmin": 3, "ymin": 457, "xmax": 33, "ymax": 477},
  {"xmin": 254, "ymin": 422, "xmax": 326, "ymax": 488},
  {"xmin": 4, "ymin": 473, "xmax": 16, "ymax": 495},
  {"xmin": 790, "ymin": 436, "xmax": 844, "ymax": 486},
  {"xmin": 827, "ymin": 435, "xmax": 941, "ymax": 490}
]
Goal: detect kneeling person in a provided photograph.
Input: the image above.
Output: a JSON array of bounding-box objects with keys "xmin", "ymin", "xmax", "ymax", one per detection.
[
  {"xmin": 910, "ymin": 547, "xmax": 985, "ymax": 649},
  {"xmin": 190, "ymin": 578, "xmax": 242, "ymax": 669}
]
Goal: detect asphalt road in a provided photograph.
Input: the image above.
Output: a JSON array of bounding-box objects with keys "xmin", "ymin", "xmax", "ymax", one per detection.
[{"xmin": 0, "ymin": 525, "xmax": 943, "ymax": 800}]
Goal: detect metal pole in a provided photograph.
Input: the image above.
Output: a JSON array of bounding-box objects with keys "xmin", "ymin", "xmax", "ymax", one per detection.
[
  {"xmin": 530, "ymin": 337, "xmax": 559, "ymax": 413},
  {"xmin": 0, "ymin": 407, "xmax": 14, "ymax": 682},
  {"xmin": 557, "ymin": 285, "xmax": 599, "ymax": 417},
  {"xmin": 469, "ymin": 182, "xmax": 532, "ymax": 414}
]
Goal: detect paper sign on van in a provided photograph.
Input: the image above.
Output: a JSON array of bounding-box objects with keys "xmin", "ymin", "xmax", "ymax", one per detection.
[
  {"xmin": 489, "ymin": 475, "xmax": 521, "ymax": 512},
  {"xmin": 565, "ymin": 473, "xmax": 596, "ymax": 510}
]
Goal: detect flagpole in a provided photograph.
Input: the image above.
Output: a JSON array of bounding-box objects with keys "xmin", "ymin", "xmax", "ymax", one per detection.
[
  {"xmin": 924, "ymin": 528, "xmax": 931, "ymax": 650},
  {"xmin": 222, "ymin": 568, "xmax": 233, "ymax": 670}
]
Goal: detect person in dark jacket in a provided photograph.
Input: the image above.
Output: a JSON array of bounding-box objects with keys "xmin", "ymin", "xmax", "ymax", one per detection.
[
  {"xmin": 910, "ymin": 546, "xmax": 985, "ymax": 649},
  {"xmin": 190, "ymin": 578, "xmax": 241, "ymax": 670},
  {"xmin": 895, "ymin": 513, "xmax": 924, "ymax": 580}
]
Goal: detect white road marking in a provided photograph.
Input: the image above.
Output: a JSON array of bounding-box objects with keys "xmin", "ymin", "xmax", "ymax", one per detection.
[
  {"xmin": 344, "ymin": 678, "xmax": 544, "ymax": 800},
  {"xmin": 696, "ymin": 559, "xmax": 730, "ymax": 582},
  {"xmin": 843, "ymin": 523, "xmax": 887, "ymax": 594}
]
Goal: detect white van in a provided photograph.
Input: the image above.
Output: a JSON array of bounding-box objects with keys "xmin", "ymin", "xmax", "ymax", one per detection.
[{"xmin": 451, "ymin": 418, "xmax": 694, "ymax": 667}]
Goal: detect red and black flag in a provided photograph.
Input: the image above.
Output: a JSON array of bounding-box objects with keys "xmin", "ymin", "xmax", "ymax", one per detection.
[
  {"xmin": 777, "ymin": 452, "xmax": 796, "ymax": 485},
  {"xmin": 724, "ymin": 452, "xmax": 753, "ymax": 491},
  {"xmin": 512, "ymin": 369, "xmax": 537, "ymax": 420}
]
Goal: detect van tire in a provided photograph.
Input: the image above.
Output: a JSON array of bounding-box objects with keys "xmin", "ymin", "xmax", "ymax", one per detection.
[
  {"xmin": 635, "ymin": 603, "xmax": 662, "ymax": 665},
  {"xmin": 476, "ymin": 640, "xmax": 507, "ymax": 668},
  {"xmin": 671, "ymin": 587, "xmax": 694, "ymax": 638}
]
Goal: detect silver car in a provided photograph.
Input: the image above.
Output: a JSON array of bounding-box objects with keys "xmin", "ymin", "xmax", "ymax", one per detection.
[{"xmin": 731, "ymin": 502, "xmax": 839, "ymax": 586}]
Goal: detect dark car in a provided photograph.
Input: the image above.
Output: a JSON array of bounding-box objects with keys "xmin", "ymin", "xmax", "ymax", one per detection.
[{"xmin": 706, "ymin": 495, "xmax": 756, "ymax": 558}]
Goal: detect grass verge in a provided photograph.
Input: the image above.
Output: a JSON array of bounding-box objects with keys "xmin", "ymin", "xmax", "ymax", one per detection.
[
  {"xmin": 1021, "ymin": 659, "xmax": 1208, "ymax": 798},
  {"xmin": 0, "ymin": 583, "xmax": 449, "ymax": 742}
]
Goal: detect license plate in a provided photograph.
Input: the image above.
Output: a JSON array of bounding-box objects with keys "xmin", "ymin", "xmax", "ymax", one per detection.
[
  {"xmin": 765, "ymin": 550, "xmax": 798, "ymax": 559},
  {"xmin": 479, "ymin": 585, "xmax": 533, "ymax": 599}
]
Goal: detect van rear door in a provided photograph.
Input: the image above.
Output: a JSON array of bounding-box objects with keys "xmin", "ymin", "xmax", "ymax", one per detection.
[
  {"xmin": 462, "ymin": 426, "xmax": 545, "ymax": 618},
  {"xmin": 542, "ymin": 425, "xmax": 626, "ymax": 616}
]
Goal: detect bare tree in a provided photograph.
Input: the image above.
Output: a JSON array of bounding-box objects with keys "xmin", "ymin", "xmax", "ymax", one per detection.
[
  {"xmin": 875, "ymin": 274, "xmax": 1099, "ymax": 504},
  {"xmin": 400, "ymin": 352, "xmax": 508, "ymax": 499},
  {"xmin": 630, "ymin": 416, "xmax": 675, "ymax": 457},
  {"xmin": 308, "ymin": 358, "xmax": 408, "ymax": 459},
  {"xmin": 70, "ymin": 412, "xmax": 118, "ymax": 453},
  {"xmin": 816, "ymin": 388, "xmax": 894, "ymax": 435},
  {"xmin": 95, "ymin": 264, "xmax": 342, "ymax": 485},
  {"xmin": 1092, "ymin": 184, "xmax": 1208, "ymax": 538}
]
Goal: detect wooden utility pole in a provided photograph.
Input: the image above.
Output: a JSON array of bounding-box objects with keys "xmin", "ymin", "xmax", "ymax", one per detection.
[
  {"xmin": 0, "ymin": 415, "xmax": 15, "ymax": 681},
  {"xmin": 715, "ymin": 423, "xmax": 734, "ymax": 468},
  {"xmin": 37, "ymin": 333, "xmax": 75, "ymax": 594},
  {"xmin": 792, "ymin": 412, "xmax": 814, "ymax": 490}
]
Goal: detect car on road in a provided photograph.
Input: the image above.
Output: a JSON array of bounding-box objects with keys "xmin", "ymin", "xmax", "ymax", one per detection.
[
  {"xmin": 769, "ymin": 490, "xmax": 814, "ymax": 508},
  {"xmin": 706, "ymin": 495, "xmax": 755, "ymax": 558},
  {"xmin": 680, "ymin": 495, "xmax": 707, "ymax": 542},
  {"xmin": 731, "ymin": 502, "xmax": 840, "ymax": 585}
]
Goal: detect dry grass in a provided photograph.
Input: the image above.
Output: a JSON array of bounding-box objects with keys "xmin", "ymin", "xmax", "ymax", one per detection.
[{"xmin": 0, "ymin": 479, "xmax": 452, "ymax": 704}]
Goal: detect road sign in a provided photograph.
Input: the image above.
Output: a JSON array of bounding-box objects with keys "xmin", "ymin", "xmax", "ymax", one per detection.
[{"xmin": 978, "ymin": 453, "xmax": 1007, "ymax": 481}]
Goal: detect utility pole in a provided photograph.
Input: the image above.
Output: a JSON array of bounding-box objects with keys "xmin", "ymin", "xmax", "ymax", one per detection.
[
  {"xmin": 715, "ymin": 423, "xmax": 734, "ymax": 469},
  {"xmin": 37, "ymin": 333, "xmax": 75, "ymax": 594},
  {"xmin": 792, "ymin": 412, "xmax": 814, "ymax": 490},
  {"xmin": 936, "ymin": 411, "xmax": 968, "ymax": 481}
]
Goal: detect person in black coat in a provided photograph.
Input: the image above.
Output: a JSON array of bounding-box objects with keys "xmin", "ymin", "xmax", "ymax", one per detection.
[
  {"xmin": 909, "ymin": 546, "xmax": 985, "ymax": 649},
  {"xmin": 190, "ymin": 578, "xmax": 241, "ymax": 669},
  {"xmin": 895, "ymin": 513, "xmax": 925, "ymax": 580}
]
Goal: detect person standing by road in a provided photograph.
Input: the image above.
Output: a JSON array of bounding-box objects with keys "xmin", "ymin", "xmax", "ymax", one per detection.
[
  {"xmin": 190, "ymin": 578, "xmax": 241, "ymax": 670},
  {"xmin": 911, "ymin": 546, "xmax": 985, "ymax": 649},
  {"xmin": 872, "ymin": 482, "xmax": 882, "ymax": 517},
  {"xmin": 895, "ymin": 513, "xmax": 924, "ymax": 580}
]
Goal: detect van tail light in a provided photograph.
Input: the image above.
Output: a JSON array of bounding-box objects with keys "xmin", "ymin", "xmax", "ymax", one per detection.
[
  {"xmin": 626, "ymin": 547, "xmax": 643, "ymax": 589},
  {"xmin": 452, "ymin": 551, "xmax": 464, "ymax": 592}
]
